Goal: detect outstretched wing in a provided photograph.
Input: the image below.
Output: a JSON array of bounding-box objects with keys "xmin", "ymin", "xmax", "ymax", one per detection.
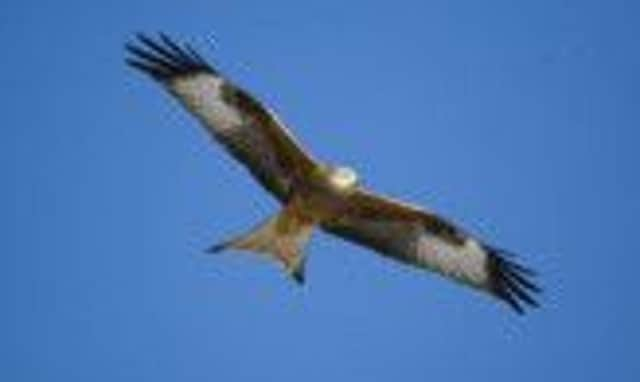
[
  {"xmin": 125, "ymin": 33, "xmax": 318, "ymax": 202},
  {"xmin": 322, "ymin": 189, "xmax": 540, "ymax": 314}
]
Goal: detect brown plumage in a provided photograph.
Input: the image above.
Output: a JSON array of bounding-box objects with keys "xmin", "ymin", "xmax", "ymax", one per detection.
[{"xmin": 126, "ymin": 33, "xmax": 540, "ymax": 314}]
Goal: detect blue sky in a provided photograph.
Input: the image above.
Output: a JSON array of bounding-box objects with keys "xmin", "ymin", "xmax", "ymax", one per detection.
[{"xmin": 3, "ymin": 0, "xmax": 639, "ymax": 380}]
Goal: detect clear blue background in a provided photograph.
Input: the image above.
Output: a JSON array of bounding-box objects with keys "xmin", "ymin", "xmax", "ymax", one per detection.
[{"xmin": 3, "ymin": 0, "xmax": 639, "ymax": 380}]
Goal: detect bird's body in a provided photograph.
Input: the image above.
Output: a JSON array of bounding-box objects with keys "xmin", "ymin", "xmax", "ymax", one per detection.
[
  {"xmin": 210, "ymin": 165, "xmax": 360, "ymax": 281},
  {"xmin": 126, "ymin": 34, "xmax": 540, "ymax": 314}
]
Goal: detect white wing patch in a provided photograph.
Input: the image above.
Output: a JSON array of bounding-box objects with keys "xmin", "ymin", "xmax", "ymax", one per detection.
[
  {"xmin": 170, "ymin": 74, "xmax": 243, "ymax": 133},
  {"xmin": 415, "ymin": 235, "xmax": 488, "ymax": 287}
]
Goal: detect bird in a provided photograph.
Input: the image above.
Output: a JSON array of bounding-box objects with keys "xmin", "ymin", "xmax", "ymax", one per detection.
[{"xmin": 125, "ymin": 33, "xmax": 540, "ymax": 314}]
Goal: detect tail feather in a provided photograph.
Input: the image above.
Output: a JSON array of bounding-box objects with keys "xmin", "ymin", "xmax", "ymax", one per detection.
[
  {"xmin": 206, "ymin": 209, "xmax": 314, "ymax": 283},
  {"xmin": 205, "ymin": 241, "xmax": 233, "ymax": 254},
  {"xmin": 290, "ymin": 256, "xmax": 306, "ymax": 285}
]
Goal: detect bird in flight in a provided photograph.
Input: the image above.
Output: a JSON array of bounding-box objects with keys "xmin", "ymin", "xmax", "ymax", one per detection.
[{"xmin": 126, "ymin": 33, "xmax": 540, "ymax": 314}]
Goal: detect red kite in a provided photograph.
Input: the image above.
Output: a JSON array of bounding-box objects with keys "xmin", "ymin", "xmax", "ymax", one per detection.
[{"xmin": 126, "ymin": 34, "xmax": 540, "ymax": 313}]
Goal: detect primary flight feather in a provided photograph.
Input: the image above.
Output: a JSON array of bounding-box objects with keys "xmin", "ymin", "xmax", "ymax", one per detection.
[{"xmin": 126, "ymin": 33, "xmax": 540, "ymax": 314}]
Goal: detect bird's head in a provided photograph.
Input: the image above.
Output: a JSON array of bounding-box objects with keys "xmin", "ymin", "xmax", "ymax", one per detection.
[{"xmin": 327, "ymin": 165, "xmax": 359, "ymax": 193}]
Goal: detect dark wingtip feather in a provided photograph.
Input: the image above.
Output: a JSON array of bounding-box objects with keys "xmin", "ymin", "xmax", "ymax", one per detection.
[
  {"xmin": 125, "ymin": 33, "xmax": 216, "ymax": 80},
  {"xmin": 125, "ymin": 58, "xmax": 167, "ymax": 79},
  {"xmin": 485, "ymin": 246, "xmax": 541, "ymax": 315}
]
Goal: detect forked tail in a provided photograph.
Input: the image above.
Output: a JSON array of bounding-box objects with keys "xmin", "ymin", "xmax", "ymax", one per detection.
[{"xmin": 207, "ymin": 208, "xmax": 315, "ymax": 284}]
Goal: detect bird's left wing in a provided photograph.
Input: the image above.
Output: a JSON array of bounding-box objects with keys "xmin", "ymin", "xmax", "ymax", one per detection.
[
  {"xmin": 322, "ymin": 189, "xmax": 540, "ymax": 314},
  {"xmin": 125, "ymin": 34, "xmax": 318, "ymax": 202}
]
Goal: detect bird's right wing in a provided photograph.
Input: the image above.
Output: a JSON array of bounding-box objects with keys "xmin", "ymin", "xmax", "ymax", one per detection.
[
  {"xmin": 322, "ymin": 189, "xmax": 540, "ymax": 314},
  {"xmin": 126, "ymin": 34, "xmax": 319, "ymax": 202}
]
